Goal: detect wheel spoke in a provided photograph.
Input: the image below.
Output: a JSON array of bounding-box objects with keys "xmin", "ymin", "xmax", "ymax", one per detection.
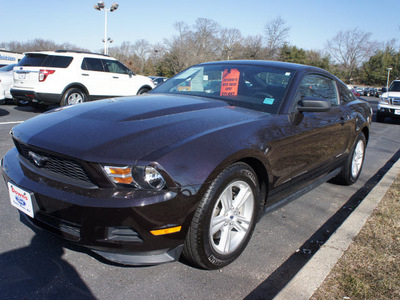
[
  {"xmin": 219, "ymin": 226, "xmax": 232, "ymax": 253},
  {"xmin": 211, "ymin": 215, "xmax": 226, "ymax": 236},
  {"xmin": 233, "ymin": 218, "xmax": 249, "ymax": 233},
  {"xmin": 220, "ymin": 186, "xmax": 232, "ymax": 211},
  {"xmin": 233, "ymin": 186, "xmax": 252, "ymax": 210}
]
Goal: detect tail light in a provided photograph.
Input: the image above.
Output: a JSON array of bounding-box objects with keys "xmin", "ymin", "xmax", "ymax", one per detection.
[{"xmin": 39, "ymin": 69, "xmax": 55, "ymax": 82}]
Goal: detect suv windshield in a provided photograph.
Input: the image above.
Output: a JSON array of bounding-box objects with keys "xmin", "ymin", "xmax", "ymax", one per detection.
[
  {"xmin": 18, "ymin": 54, "xmax": 73, "ymax": 68},
  {"xmin": 389, "ymin": 81, "xmax": 400, "ymax": 92},
  {"xmin": 152, "ymin": 64, "xmax": 293, "ymax": 114}
]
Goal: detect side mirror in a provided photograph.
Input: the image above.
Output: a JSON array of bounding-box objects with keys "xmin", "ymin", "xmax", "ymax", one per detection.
[{"xmin": 297, "ymin": 97, "xmax": 331, "ymax": 112}]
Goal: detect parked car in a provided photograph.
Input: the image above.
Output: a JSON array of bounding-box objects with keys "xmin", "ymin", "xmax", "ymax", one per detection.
[
  {"xmin": 2, "ymin": 60, "xmax": 372, "ymax": 269},
  {"xmin": 0, "ymin": 64, "xmax": 17, "ymax": 104},
  {"xmin": 355, "ymin": 87, "xmax": 364, "ymax": 95},
  {"xmin": 351, "ymin": 88, "xmax": 361, "ymax": 97},
  {"xmin": 363, "ymin": 87, "xmax": 375, "ymax": 97},
  {"xmin": 11, "ymin": 50, "xmax": 155, "ymax": 109},
  {"xmin": 149, "ymin": 76, "xmax": 168, "ymax": 86},
  {"xmin": 377, "ymin": 80, "xmax": 400, "ymax": 122}
]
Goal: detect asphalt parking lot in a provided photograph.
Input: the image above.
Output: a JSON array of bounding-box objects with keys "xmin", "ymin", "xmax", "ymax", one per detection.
[{"xmin": 0, "ymin": 97, "xmax": 399, "ymax": 300}]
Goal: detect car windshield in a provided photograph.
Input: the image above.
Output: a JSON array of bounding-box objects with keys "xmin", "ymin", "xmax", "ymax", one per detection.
[
  {"xmin": 389, "ymin": 81, "xmax": 400, "ymax": 92},
  {"xmin": 151, "ymin": 64, "xmax": 294, "ymax": 114}
]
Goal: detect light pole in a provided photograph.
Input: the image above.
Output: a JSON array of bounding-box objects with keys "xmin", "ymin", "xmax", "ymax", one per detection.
[
  {"xmin": 94, "ymin": 1, "xmax": 119, "ymax": 55},
  {"xmin": 386, "ymin": 67, "xmax": 392, "ymax": 94}
]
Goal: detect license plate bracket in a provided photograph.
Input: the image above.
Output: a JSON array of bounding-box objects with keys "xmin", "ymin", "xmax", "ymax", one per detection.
[{"xmin": 8, "ymin": 182, "xmax": 36, "ymax": 218}]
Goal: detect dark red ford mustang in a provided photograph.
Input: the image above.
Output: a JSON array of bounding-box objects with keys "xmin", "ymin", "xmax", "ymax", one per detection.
[{"xmin": 1, "ymin": 61, "xmax": 372, "ymax": 269}]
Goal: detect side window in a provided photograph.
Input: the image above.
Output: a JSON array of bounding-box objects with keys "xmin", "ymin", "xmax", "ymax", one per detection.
[
  {"xmin": 339, "ymin": 85, "xmax": 356, "ymax": 103},
  {"xmin": 299, "ymin": 74, "xmax": 339, "ymax": 106},
  {"xmin": 81, "ymin": 58, "xmax": 105, "ymax": 72},
  {"xmin": 49, "ymin": 56, "xmax": 73, "ymax": 68},
  {"xmin": 103, "ymin": 60, "xmax": 129, "ymax": 74}
]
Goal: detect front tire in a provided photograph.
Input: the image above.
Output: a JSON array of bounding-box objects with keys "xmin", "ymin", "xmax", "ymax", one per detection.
[
  {"xmin": 61, "ymin": 88, "xmax": 87, "ymax": 106},
  {"xmin": 137, "ymin": 87, "xmax": 151, "ymax": 95},
  {"xmin": 183, "ymin": 162, "xmax": 259, "ymax": 269}
]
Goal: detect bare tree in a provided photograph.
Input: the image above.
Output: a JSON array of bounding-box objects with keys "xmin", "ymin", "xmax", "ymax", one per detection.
[
  {"xmin": 218, "ymin": 28, "xmax": 243, "ymax": 60},
  {"xmin": 240, "ymin": 35, "xmax": 264, "ymax": 59},
  {"xmin": 132, "ymin": 39, "xmax": 152, "ymax": 73},
  {"xmin": 1, "ymin": 39, "xmax": 88, "ymax": 52},
  {"xmin": 264, "ymin": 16, "xmax": 290, "ymax": 59},
  {"xmin": 325, "ymin": 28, "xmax": 378, "ymax": 81}
]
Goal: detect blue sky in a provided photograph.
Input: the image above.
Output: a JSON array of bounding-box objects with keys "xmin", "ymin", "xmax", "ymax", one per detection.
[{"xmin": 1, "ymin": 0, "xmax": 399, "ymax": 53}]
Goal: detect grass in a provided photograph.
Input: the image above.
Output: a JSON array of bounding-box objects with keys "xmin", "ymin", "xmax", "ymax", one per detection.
[{"xmin": 311, "ymin": 174, "xmax": 400, "ymax": 299}]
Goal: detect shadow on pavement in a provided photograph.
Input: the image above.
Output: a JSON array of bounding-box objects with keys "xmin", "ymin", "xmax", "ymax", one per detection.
[
  {"xmin": 0, "ymin": 224, "xmax": 96, "ymax": 300},
  {"xmin": 245, "ymin": 148, "xmax": 400, "ymax": 300},
  {"xmin": 0, "ymin": 108, "xmax": 10, "ymax": 117}
]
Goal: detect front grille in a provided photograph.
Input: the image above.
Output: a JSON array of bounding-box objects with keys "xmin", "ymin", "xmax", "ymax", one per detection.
[
  {"xmin": 15, "ymin": 141, "xmax": 94, "ymax": 185},
  {"xmin": 390, "ymin": 97, "xmax": 400, "ymax": 106}
]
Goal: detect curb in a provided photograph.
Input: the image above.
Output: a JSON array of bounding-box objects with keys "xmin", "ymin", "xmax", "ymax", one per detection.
[{"xmin": 274, "ymin": 158, "xmax": 400, "ymax": 300}]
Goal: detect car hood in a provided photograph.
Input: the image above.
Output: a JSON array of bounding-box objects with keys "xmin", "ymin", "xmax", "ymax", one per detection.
[
  {"xmin": 12, "ymin": 94, "xmax": 265, "ymax": 164},
  {"xmin": 382, "ymin": 91, "xmax": 400, "ymax": 98}
]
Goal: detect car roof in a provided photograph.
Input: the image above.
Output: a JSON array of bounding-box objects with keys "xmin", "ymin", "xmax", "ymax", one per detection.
[
  {"xmin": 198, "ymin": 60, "xmax": 324, "ymax": 72},
  {"xmin": 22, "ymin": 50, "xmax": 113, "ymax": 60}
]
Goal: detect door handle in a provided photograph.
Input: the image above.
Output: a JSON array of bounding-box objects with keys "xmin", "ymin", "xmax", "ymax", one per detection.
[
  {"xmin": 81, "ymin": 73, "xmax": 89, "ymax": 76},
  {"xmin": 113, "ymin": 76, "xmax": 119, "ymax": 79}
]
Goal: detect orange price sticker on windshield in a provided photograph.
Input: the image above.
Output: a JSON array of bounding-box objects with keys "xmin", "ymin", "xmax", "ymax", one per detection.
[{"xmin": 220, "ymin": 69, "xmax": 240, "ymax": 96}]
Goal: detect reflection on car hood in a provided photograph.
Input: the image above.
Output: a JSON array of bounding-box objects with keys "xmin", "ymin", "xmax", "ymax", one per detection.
[{"xmin": 12, "ymin": 94, "xmax": 265, "ymax": 164}]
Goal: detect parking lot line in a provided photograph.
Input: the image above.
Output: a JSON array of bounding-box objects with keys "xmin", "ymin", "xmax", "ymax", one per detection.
[{"xmin": 0, "ymin": 121, "xmax": 24, "ymax": 125}]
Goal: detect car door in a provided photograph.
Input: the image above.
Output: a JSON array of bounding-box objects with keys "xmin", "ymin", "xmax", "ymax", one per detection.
[
  {"xmin": 290, "ymin": 73, "xmax": 353, "ymax": 183},
  {"xmin": 80, "ymin": 58, "xmax": 111, "ymax": 97},
  {"xmin": 103, "ymin": 59, "xmax": 139, "ymax": 96}
]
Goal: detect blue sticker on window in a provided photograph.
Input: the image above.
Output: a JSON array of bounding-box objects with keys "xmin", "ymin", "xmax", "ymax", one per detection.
[{"xmin": 263, "ymin": 98, "xmax": 275, "ymax": 105}]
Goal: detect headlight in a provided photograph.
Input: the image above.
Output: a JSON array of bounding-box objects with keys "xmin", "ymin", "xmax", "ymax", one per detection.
[
  {"xmin": 103, "ymin": 165, "xmax": 166, "ymax": 190},
  {"xmin": 379, "ymin": 97, "xmax": 389, "ymax": 104},
  {"xmin": 133, "ymin": 166, "xmax": 166, "ymax": 190}
]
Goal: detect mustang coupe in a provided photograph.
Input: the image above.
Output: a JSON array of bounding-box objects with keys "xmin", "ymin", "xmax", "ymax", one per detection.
[{"xmin": 1, "ymin": 61, "xmax": 372, "ymax": 269}]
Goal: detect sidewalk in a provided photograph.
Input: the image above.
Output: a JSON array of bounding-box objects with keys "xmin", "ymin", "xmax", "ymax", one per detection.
[{"xmin": 274, "ymin": 158, "xmax": 400, "ymax": 300}]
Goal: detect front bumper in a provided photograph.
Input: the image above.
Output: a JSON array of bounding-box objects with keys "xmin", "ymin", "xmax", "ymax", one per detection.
[
  {"xmin": 1, "ymin": 148, "xmax": 199, "ymax": 265},
  {"xmin": 377, "ymin": 103, "xmax": 400, "ymax": 118}
]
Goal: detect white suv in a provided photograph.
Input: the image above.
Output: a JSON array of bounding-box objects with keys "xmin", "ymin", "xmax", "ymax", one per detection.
[
  {"xmin": 377, "ymin": 80, "xmax": 400, "ymax": 122},
  {"xmin": 11, "ymin": 50, "xmax": 155, "ymax": 107}
]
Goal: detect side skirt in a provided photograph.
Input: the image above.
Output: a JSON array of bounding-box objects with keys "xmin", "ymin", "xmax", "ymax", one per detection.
[{"xmin": 264, "ymin": 167, "xmax": 342, "ymax": 213}]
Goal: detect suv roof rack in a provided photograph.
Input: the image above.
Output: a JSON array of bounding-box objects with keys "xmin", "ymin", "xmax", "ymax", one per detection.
[{"xmin": 54, "ymin": 50, "xmax": 109, "ymax": 57}]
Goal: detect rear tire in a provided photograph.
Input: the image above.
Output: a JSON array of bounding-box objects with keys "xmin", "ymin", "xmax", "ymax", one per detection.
[
  {"xmin": 183, "ymin": 162, "xmax": 259, "ymax": 269},
  {"xmin": 61, "ymin": 88, "xmax": 87, "ymax": 106},
  {"xmin": 336, "ymin": 132, "xmax": 366, "ymax": 185}
]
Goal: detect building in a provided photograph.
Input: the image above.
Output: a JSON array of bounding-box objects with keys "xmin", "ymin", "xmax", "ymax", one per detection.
[{"xmin": 0, "ymin": 50, "xmax": 23, "ymax": 67}]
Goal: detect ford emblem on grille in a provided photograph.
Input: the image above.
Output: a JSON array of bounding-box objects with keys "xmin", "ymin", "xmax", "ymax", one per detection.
[{"xmin": 28, "ymin": 151, "xmax": 48, "ymax": 167}]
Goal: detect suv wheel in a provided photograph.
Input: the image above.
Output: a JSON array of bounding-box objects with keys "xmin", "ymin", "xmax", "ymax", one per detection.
[
  {"xmin": 61, "ymin": 88, "xmax": 87, "ymax": 106},
  {"xmin": 137, "ymin": 87, "xmax": 151, "ymax": 95}
]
